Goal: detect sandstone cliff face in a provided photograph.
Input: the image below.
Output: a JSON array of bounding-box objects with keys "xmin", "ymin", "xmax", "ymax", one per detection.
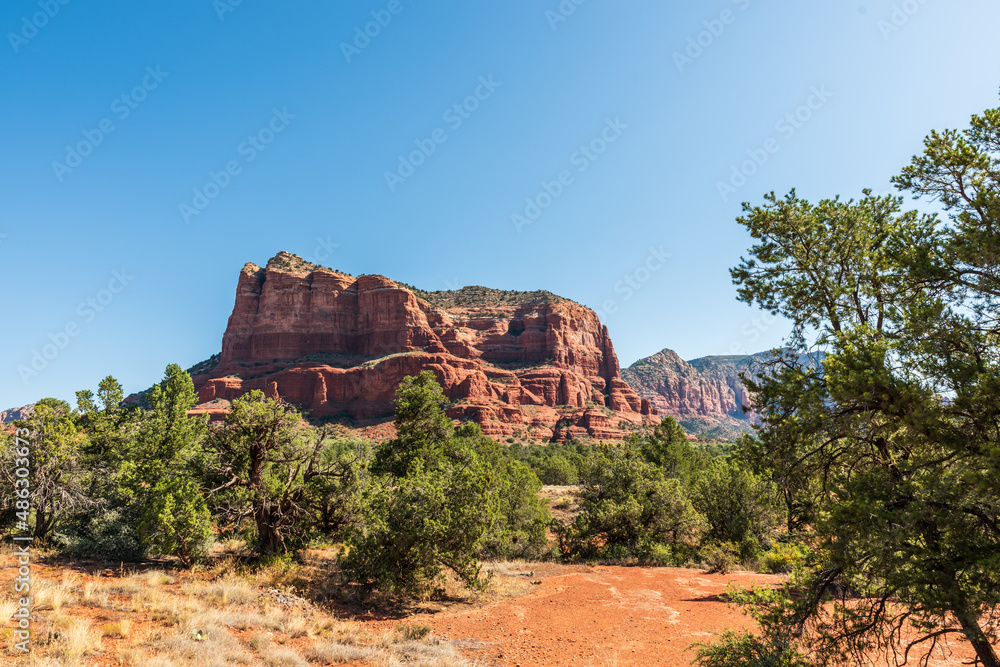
[
  {"xmin": 193, "ymin": 252, "xmax": 655, "ymax": 439},
  {"xmin": 621, "ymin": 349, "xmax": 756, "ymax": 440}
]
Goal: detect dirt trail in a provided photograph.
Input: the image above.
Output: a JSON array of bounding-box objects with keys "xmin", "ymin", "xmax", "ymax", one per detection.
[{"xmin": 401, "ymin": 566, "xmax": 781, "ymax": 666}]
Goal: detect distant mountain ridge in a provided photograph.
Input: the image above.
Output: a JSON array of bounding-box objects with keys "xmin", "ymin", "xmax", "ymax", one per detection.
[
  {"xmin": 622, "ymin": 349, "xmax": 763, "ymax": 440},
  {"xmin": 0, "ymin": 405, "xmax": 33, "ymax": 423}
]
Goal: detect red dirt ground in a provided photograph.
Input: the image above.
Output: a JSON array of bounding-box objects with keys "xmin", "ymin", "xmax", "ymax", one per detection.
[
  {"xmin": 376, "ymin": 565, "xmax": 780, "ymax": 666},
  {"xmin": 366, "ymin": 565, "xmax": 978, "ymax": 667},
  {"xmin": 6, "ymin": 553, "xmax": 980, "ymax": 666}
]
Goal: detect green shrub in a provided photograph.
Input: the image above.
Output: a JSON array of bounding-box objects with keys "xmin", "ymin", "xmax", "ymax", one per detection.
[
  {"xmin": 636, "ymin": 541, "xmax": 683, "ymax": 567},
  {"xmin": 601, "ymin": 543, "xmax": 631, "ymax": 562},
  {"xmin": 761, "ymin": 541, "xmax": 809, "ymax": 574},
  {"xmin": 138, "ymin": 477, "xmax": 214, "ymax": 568},
  {"xmin": 640, "ymin": 416, "xmax": 712, "ymax": 485},
  {"xmin": 471, "ymin": 431, "xmax": 551, "ymax": 560},
  {"xmin": 343, "ymin": 372, "xmax": 547, "ymax": 597},
  {"xmin": 700, "ymin": 541, "xmax": 740, "ymax": 574},
  {"xmin": 555, "ymin": 443, "xmax": 705, "ymax": 561},
  {"xmin": 342, "ymin": 463, "xmax": 491, "ymax": 597},
  {"xmin": 56, "ymin": 506, "xmax": 147, "ymax": 562},
  {"xmin": 691, "ymin": 458, "xmax": 783, "ymax": 561},
  {"xmin": 536, "ymin": 455, "xmax": 578, "ymax": 485},
  {"xmin": 693, "ymin": 630, "xmax": 810, "ymax": 667}
]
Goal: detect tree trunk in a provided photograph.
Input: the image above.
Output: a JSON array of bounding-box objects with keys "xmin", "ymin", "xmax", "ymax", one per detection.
[
  {"xmin": 956, "ymin": 608, "xmax": 1000, "ymax": 667},
  {"xmin": 33, "ymin": 507, "xmax": 52, "ymax": 542},
  {"xmin": 783, "ymin": 489, "xmax": 795, "ymax": 533},
  {"xmin": 255, "ymin": 506, "xmax": 284, "ymax": 556}
]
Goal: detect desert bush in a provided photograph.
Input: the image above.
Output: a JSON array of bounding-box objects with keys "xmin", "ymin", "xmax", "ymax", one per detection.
[
  {"xmin": 536, "ymin": 455, "xmax": 578, "ymax": 485},
  {"xmin": 470, "ymin": 428, "xmax": 551, "ymax": 559},
  {"xmin": 761, "ymin": 541, "xmax": 809, "ymax": 574},
  {"xmin": 0, "ymin": 398, "xmax": 90, "ymax": 541},
  {"xmin": 139, "ymin": 476, "xmax": 214, "ymax": 567},
  {"xmin": 636, "ymin": 541, "xmax": 687, "ymax": 567},
  {"xmin": 304, "ymin": 436, "xmax": 371, "ymax": 542},
  {"xmin": 509, "ymin": 441, "xmax": 592, "ymax": 485},
  {"xmin": 200, "ymin": 391, "xmax": 310, "ymax": 556},
  {"xmin": 202, "ymin": 393, "xmax": 368, "ymax": 557},
  {"xmin": 305, "ymin": 641, "xmax": 378, "ymax": 663},
  {"xmin": 52, "ymin": 367, "xmax": 210, "ymax": 563},
  {"xmin": 395, "ymin": 623, "xmax": 433, "ymax": 641},
  {"xmin": 599, "ymin": 542, "xmax": 633, "ymax": 563},
  {"xmin": 342, "ymin": 462, "xmax": 492, "ymax": 597},
  {"xmin": 343, "ymin": 372, "xmax": 546, "ymax": 597},
  {"xmin": 55, "ymin": 506, "xmax": 147, "ymax": 561},
  {"xmin": 693, "ymin": 630, "xmax": 810, "ymax": 667},
  {"xmin": 556, "ymin": 442, "xmax": 705, "ymax": 561},
  {"xmin": 700, "ymin": 541, "xmax": 740, "ymax": 574},
  {"xmin": 691, "ymin": 458, "xmax": 783, "ymax": 561},
  {"xmin": 640, "ymin": 416, "xmax": 712, "ymax": 485}
]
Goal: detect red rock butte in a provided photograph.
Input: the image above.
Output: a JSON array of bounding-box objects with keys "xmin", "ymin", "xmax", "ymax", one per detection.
[{"xmin": 191, "ymin": 252, "xmax": 656, "ymax": 440}]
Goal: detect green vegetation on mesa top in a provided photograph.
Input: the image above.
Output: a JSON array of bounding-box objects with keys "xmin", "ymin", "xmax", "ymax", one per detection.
[
  {"xmin": 262, "ymin": 252, "xmax": 570, "ymax": 309},
  {"xmin": 394, "ymin": 283, "xmax": 572, "ymax": 309},
  {"xmin": 265, "ymin": 251, "xmax": 353, "ymax": 277}
]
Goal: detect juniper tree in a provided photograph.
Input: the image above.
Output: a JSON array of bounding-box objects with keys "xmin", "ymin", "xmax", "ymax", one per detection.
[
  {"xmin": 1, "ymin": 399, "xmax": 90, "ymax": 542},
  {"xmin": 342, "ymin": 372, "xmax": 549, "ymax": 596},
  {"xmin": 729, "ymin": 163, "xmax": 1000, "ymax": 665}
]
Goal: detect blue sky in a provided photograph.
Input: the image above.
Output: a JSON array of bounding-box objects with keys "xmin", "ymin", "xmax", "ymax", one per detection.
[{"xmin": 2, "ymin": 0, "xmax": 999, "ymax": 409}]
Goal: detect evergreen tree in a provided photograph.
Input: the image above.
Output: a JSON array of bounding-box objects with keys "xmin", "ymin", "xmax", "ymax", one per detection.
[
  {"xmin": 343, "ymin": 372, "xmax": 548, "ymax": 596},
  {"xmin": 726, "ymin": 105, "xmax": 1000, "ymax": 667},
  {"xmin": 557, "ymin": 441, "xmax": 705, "ymax": 562},
  {"xmin": 1, "ymin": 399, "xmax": 90, "ymax": 542},
  {"xmin": 641, "ymin": 416, "xmax": 712, "ymax": 485}
]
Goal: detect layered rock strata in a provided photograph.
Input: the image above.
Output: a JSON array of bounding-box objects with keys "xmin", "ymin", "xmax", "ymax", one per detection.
[{"xmin": 192, "ymin": 252, "xmax": 656, "ymax": 440}]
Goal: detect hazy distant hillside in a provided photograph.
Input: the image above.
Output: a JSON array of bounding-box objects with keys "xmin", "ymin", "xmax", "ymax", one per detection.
[
  {"xmin": 623, "ymin": 349, "xmax": 827, "ymax": 440},
  {"xmin": 622, "ymin": 349, "xmax": 762, "ymax": 440},
  {"xmin": 0, "ymin": 404, "xmax": 33, "ymax": 423}
]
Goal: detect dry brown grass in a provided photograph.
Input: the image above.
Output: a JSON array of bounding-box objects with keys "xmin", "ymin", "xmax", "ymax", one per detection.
[
  {"xmin": 153, "ymin": 619, "xmax": 252, "ymax": 664},
  {"xmin": 260, "ymin": 646, "xmax": 310, "ymax": 666},
  {"xmin": 0, "ymin": 596, "xmax": 18, "ymax": 623},
  {"xmin": 247, "ymin": 631, "xmax": 271, "ymax": 652},
  {"xmin": 373, "ymin": 633, "xmax": 472, "ymax": 666},
  {"xmin": 305, "ymin": 640, "xmax": 380, "ymax": 662},
  {"xmin": 101, "ymin": 617, "xmax": 133, "ymax": 639},
  {"xmin": 0, "ymin": 546, "xmax": 478, "ymax": 667},
  {"xmin": 136, "ymin": 569, "xmax": 175, "ymax": 587},
  {"xmin": 182, "ymin": 574, "xmax": 257, "ymax": 606},
  {"xmin": 51, "ymin": 615, "xmax": 102, "ymax": 662},
  {"xmin": 32, "ymin": 576, "xmax": 74, "ymax": 611}
]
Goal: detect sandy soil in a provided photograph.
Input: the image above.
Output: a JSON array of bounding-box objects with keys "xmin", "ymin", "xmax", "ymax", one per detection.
[
  {"xmin": 363, "ymin": 564, "xmax": 979, "ymax": 667},
  {"xmin": 368, "ymin": 565, "xmax": 781, "ymax": 666}
]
